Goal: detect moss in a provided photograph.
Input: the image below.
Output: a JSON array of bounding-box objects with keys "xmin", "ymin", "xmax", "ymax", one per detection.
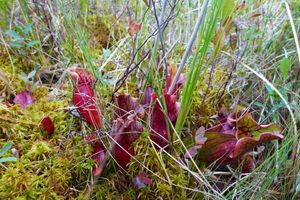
[
  {"xmin": 0, "ymin": 52, "xmax": 27, "ymax": 98},
  {"xmin": 0, "ymin": 84, "xmax": 93, "ymax": 199},
  {"xmin": 127, "ymin": 136, "xmax": 189, "ymax": 200},
  {"xmin": 187, "ymin": 68, "xmax": 232, "ymax": 129},
  {"xmin": 87, "ymin": 15, "xmax": 125, "ymax": 52}
]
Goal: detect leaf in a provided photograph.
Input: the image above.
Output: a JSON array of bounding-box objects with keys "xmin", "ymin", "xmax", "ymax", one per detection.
[
  {"xmin": 9, "ymin": 41, "xmax": 23, "ymax": 48},
  {"xmin": 0, "ymin": 141, "xmax": 13, "ymax": 157},
  {"xmin": 264, "ymin": 83, "xmax": 275, "ymax": 96},
  {"xmin": 196, "ymin": 132, "xmax": 235, "ymax": 164},
  {"xmin": 27, "ymin": 70, "xmax": 36, "ymax": 80},
  {"xmin": 222, "ymin": 0, "xmax": 235, "ymax": 22},
  {"xmin": 230, "ymin": 132, "xmax": 284, "ymax": 158},
  {"xmin": 92, "ymin": 145, "xmax": 106, "ymax": 176},
  {"xmin": 128, "ymin": 20, "xmax": 142, "ymax": 37},
  {"xmin": 26, "ymin": 40, "xmax": 39, "ymax": 47},
  {"xmin": 40, "ymin": 115, "xmax": 55, "ymax": 134},
  {"xmin": 227, "ymin": 112, "xmax": 283, "ymax": 139},
  {"xmin": 23, "ymin": 23, "xmax": 32, "ymax": 35},
  {"xmin": 5, "ymin": 30, "xmax": 22, "ymax": 40},
  {"xmin": 279, "ymin": 57, "xmax": 290, "ymax": 80},
  {"xmin": 254, "ymin": 101, "xmax": 267, "ymax": 109},
  {"xmin": 150, "ymin": 93, "xmax": 180, "ymax": 148},
  {"xmin": 13, "ymin": 90, "xmax": 34, "ymax": 109},
  {"xmin": 0, "ymin": 157, "xmax": 17, "ymax": 163},
  {"xmin": 132, "ymin": 172, "xmax": 152, "ymax": 188},
  {"xmin": 185, "ymin": 145, "xmax": 203, "ymax": 159},
  {"xmin": 69, "ymin": 67, "xmax": 102, "ymax": 129},
  {"xmin": 113, "ymin": 94, "xmax": 145, "ymax": 170}
]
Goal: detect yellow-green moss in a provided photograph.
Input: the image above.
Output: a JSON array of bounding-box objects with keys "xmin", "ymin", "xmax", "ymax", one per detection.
[
  {"xmin": 188, "ymin": 68, "xmax": 232, "ymax": 129},
  {"xmin": 87, "ymin": 15, "xmax": 125, "ymax": 51},
  {"xmin": 128, "ymin": 135, "xmax": 189, "ymax": 200},
  {"xmin": 0, "ymin": 84, "xmax": 93, "ymax": 199}
]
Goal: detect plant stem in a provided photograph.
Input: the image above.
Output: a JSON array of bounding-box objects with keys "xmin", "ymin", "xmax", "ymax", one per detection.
[{"xmin": 168, "ymin": 0, "xmax": 209, "ymax": 94}]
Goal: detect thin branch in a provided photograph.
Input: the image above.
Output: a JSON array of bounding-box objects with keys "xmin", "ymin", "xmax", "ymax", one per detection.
[{"xmin": 168, "ymin": 0, "xmax": 209, "ymax": 94}]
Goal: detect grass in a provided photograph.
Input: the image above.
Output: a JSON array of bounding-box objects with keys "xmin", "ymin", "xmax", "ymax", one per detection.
[{"xmin": 0, "ymin": 0, "xmax": 299, "ymax": 199}]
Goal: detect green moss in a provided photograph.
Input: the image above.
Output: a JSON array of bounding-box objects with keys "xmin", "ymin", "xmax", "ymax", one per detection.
[
  {"xmin": 128, "ymin": 136, "xmax": 189, "ymax": 199},
  {"xmin": 188, "ymin": 68, "xmax": 232, "ymax": 129},
  {"xmin": 0, "ymin": 84, "xmax": 93, "ymax": 199},
  {"xmin": 87, "ymin": 15, "xmax": 125, "ymax": 51}
]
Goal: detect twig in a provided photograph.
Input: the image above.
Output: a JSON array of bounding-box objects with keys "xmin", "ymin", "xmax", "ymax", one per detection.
[
  {"xmin": 167, "ymin": 0, "xmax": 209, "ymax": 94},
  {"xmin": 151, "ymin": 0, "xmax": 169, "ymax": 88}
]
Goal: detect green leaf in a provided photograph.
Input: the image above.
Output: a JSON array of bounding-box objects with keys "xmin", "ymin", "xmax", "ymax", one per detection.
[
  {"xmin": 0, "ymin": 157, "xmax": 17, "ymax": 163},
  {"xmin": 279, "ymin": 57, "xmax": 290, "ymax": 80},
  {"xmin": 254, "ymin": 101, "xmax": 267, "ymax": 109},
  {"xmin": 27, "ymin": 70, "xmax": 36, "ymax": 79},
  {"xmin": 222, "ymin": 0, "xmax": 235, "ymax": 22},
  {"xmin": 10, "ymin": 41, "xmax": 23, "ymax": 48},
  {"xmin": 19, "ymin": 50, "xmax": 27, "ymax": 56},
  {"xmin": 26, "ymin": 40, "xmax": 39, "ymax": 47},
  {"xmin": 5, "ymin": 30, "xmax": 22, "ymax": 40},
  {"xmin": 0, "ymin": 141, "xmax": 13, "ymax": 157},
  {"xmin": 264, "ymin": 83, "xmax": 275, "ymax": 96},
  {"xmin": 24, "ymin": 23, "xmax": 32, "ymax": 35}
]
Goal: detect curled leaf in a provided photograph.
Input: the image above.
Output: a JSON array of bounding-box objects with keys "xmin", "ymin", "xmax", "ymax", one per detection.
[
  {"xmin": 92, "ymin": 145, "xmax": 106, "ymax": 177},
  {"xmin": 40, "ymin": 115, "xmax": 55, "ymax": 135},
  {"xmin": 69, "ymin": 67, "xmax": 102, "ymax": 129},
  {"xmin": 13, "ymin": 90, "xmax": 34, "ymax": 109},
  {"xmin": 113, "ymin": 94, "xmax": 144, "ymax": 170},
  {"xmin": 193, "ymin": 111, "xmax": 283, "ymax": 170},
  {"xmin": 132, "ymin": 172, "xmax": 152, "ymax": 188},
  {"xmin": 230, "ymin": 132, "xmax": 284, "ymax": 158}
]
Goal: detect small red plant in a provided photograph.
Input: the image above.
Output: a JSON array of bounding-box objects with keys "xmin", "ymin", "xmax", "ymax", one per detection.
[
  {"xmin": 113, "ymin": 94, "xmax": 145, "ymax": 170},
  {"xmin": 40, "ymin": 115, "xmax": 55, "ymax": 135},
  {"xmin": 190, "ymin": 111, "xmax": 283, "ymax": 172},
  {"xmin": 69, "ymin": 67, "xmax": 102, "ymax": 129},
  {"xmin": 150, "ymin": 68, "xmax": 184, "ymax": 148}
]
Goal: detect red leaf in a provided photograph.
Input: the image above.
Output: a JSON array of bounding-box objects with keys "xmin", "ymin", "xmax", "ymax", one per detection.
[
  {"xmin": 230, "ymin": 132, "xmax": 284, "ymax": 158},
  {"xmin": 241, "ymin": 155, "xmax": 256, "ymax": 173},
  {"xmin": 128, "ymin": 20, "xmax": 142, "ymax": 37},
  {"xmin": 13, "ymin": 91, "xmax": 34, "ymax": 109},
  {"xmin": 92, "ymin": 145, "xmax": 106, "ymax": 177},
  {"xmin": 132, "ymin": 172, "xmax": 152, "ymax": 188},
  {"xmin": 141, "ymin": 86, "xmax": 153, "ymax": 107},
  {"xmin": 113, "ymin": 94, "xmax": 144, "ymax": 170},
  {"xmin": 195, "ymin": 111, "xmax": 283, "ymax": 169},
  {"xmin": 69, "ymin": 67, "xmax": 94, "ymax": 85},
  {"xmin": 150, "ymin": 93, "xmax": 180, "ymax": 148},
  {"xmin": 40, "ymin": 115, "xmax": 55, "ymax": 134},
  {"xmin": 69, "ymin": 67, "xmax": 102, "ymax": 129}
]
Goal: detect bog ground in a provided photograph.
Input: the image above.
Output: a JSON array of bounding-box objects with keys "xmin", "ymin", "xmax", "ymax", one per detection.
[{"xmin": 0, "ymin": 0, "xmax": 299, "ymax": 199}]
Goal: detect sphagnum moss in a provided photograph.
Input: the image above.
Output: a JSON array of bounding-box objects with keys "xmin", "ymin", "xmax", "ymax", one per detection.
[
  {"xmin": 0, "ymin": 82, "xmax": 93, "ymax": 199},
  {"xmin": 188, "ymin": 68, "xmax": 232, "ymax": 129}
]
